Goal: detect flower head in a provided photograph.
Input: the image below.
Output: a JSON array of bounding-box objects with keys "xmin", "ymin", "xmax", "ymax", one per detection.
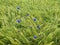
[
  {"xmin": 16, "ymin": 20, "xmax": 21, "ymax": 23},
  {"xmin": 37, "ymin": 25, "xmax": 40, "ymax": 29},
  {"xmin": 18, "ymin": 30, "xmax": 20, "ymax": 32},
  {"xmin": 30, "ymin": 26, "xmax": 32, "ymax": 28},
  {"xmin": 34, "ymin": 36, "xmax": 37, "ymax": 39},
  {"xmin": 26, "ymin": 13, "xmax": 29, "ymax": 16},
  {"xmin": 33, "ymin": 18, "xmax": 36, "ymax": 22},
  {"xmin": 17, "ymin": 6, "xmax": 20, "ymax": 10}
]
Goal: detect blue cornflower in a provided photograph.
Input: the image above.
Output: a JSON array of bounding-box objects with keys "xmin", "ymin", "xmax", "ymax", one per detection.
[
  {"xmin": 17, "ymin": 6, "xmax": 20, "ymax": 10},
  {"xmin": 34, "ymin": 36, "xmax": 37, "ymax": 39},
  {"xmin": 37, "ymin": 25, "xmax": 40, "ymax": 29},
  {"xmin": 16, "ymin": 20, "xmax": 21, "ymax": 23},
  {"xmin": 33, "ymin": 18, "xmax": 36, "ymax": 22}
]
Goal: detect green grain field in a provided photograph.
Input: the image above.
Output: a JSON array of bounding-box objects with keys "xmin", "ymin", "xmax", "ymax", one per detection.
[{"xmin": 0, "ymin": 0, "xmax": 60, "ymax": 45}]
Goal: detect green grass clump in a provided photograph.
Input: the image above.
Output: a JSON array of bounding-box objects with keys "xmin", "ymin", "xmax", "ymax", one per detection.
[{"xmin": 0, "ymin": 0, "xmax": 60, "ymax": 45}]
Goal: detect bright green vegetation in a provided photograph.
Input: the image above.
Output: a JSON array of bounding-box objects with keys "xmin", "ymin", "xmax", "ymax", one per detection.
[{"xmin": 0, "ymin": 0, "xmax": 60, "ymax": 45}]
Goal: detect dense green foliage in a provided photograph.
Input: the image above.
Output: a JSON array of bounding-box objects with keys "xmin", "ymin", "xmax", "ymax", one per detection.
[{"xmin": 0, "ymin": 0, "xmax": 60, "ymax": 45}]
